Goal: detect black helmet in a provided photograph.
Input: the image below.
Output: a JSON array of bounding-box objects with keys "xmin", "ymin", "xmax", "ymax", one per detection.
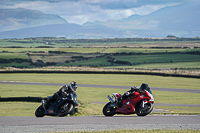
[
  {"xmin": 69, "ymin": 81, "xmax": 78, "ymax": 92},
  {"xmin": 140, "ymin": 83, "xmax": 150, "ymax": 92}
]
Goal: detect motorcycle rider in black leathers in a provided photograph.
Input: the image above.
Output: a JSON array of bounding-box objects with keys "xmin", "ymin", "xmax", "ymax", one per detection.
[
  {"xmin": 45, "ymin": 81, "xmax": 78, "ymax": 107},
  {"xmin": 118, "ymin": 83, "xmax": 151, "ymax": 107}
]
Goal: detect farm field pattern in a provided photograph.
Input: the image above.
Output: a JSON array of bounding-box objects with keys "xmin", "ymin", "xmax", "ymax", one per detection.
[{"xmin": 0, "ymin": 38, "xmax": 200, "ymax": 71}]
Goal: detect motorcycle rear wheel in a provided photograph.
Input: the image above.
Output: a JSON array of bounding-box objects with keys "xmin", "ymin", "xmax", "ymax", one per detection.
[
  {"xmin": 35, "ymin": 105, "xmax": 45, "ymax": 117},
  {"xmin": 136, "ymin": 103, "xmax": 153, "ymax": 116},
  {"xmin": 103, "ymin": 102, "xmax": 117, "ymax": 116},
  {"xmin": 58, "ymin": 103, "xmax": 74, "ymax": 117}
]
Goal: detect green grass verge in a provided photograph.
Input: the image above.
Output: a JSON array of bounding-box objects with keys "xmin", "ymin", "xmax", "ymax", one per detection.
[
  {"xmin": 154, "ymin": 106, "xmax": 200, "ymax": 115},
  {"xmin": 0, "ymin": 73, "xmax": 199, "ymax": 90},
  {"xmin": 0, "ymin": 102, "xmax": 39, "ymax": 116},
  {"xmin": 0, "ymin": 101, "xmax": 104, "ymax": 116}
]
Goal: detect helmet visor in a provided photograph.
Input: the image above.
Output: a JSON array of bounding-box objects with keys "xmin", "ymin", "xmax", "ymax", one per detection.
[{"xmin": 73, "ymin": 86, "xmax": 77, "ymax": 91}]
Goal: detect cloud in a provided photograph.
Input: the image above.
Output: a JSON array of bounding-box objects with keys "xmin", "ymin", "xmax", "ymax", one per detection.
[
  {"xmin": 88, "ymin": 0, "xmax": 187, "ymax": 9},
  {"xmin": 0, "ymin": 0, "xmax": 189, "ymax": 24}
]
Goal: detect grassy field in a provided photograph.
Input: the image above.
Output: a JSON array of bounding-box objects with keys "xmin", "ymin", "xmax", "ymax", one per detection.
[
  {"xmin": 0, "ymin": 62, "xmax": 31, "ymax": 67},
  {"xmin": 0, "ymin": 47, "xmax": 106, "ymax": 53},
  {"xmin": 0, "ymin": 53, "xmax": 30, "ymax": 60},
  {"xmin": 0, "ymin": 73, "xmax": 199, "ymax": 116},
  {"xmin": 1, "ymin": 47, "xmax": 200, "ymax": 53},
  {"xmin": 103, "ymin": 47, "xmax": 200, "ymax": 53},
  {"xmin": 59, "ymin": 54, "xmax": 200, "ymax": 69},
  {"xmin": 104, "ymin": 62, "xmax": 200, "ymax": 69},
  {"xmin": 0, "ymin": 39, "xmax": 200, "ymax": 71},
  {"xmin": 1, "ymin": 50, "xmax": 200, "ymax": 70},
  {"xmin": 0, "ymin": 48, "xmax": 53, "ymax": 53},
  {"xmin": 0, "ymin": 73, "xmax": 199, "ymax": 89},
  {"xmin": 1, "ymin": 37, "xmax": 200, "ymax": 47},
  {"xmin": 113, "ymin": 54, "xmax": 200, "ymax": 64},
  {"xmin": 61, "ymin": 56, "xmax": 111, "ymax": 66},
  {"xmin": 55, "ymin": 129, "xmax": 200, "ymax": 133},
  {"xmin": 30, "ymin": 53, "xmax": 104, "ymax": 63}
]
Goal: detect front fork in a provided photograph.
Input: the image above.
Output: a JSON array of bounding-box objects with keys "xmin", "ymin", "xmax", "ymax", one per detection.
[
  {"xmin": 107, "ymin": 95, "xmax": 118, "ymax": 108},
  {"xmin": 42, "ymin": 100, "xmax": 47, "ymax": 111},
  {"xmin": 141, "ymin": 100, "xmax": 148, "ymax": 108}
]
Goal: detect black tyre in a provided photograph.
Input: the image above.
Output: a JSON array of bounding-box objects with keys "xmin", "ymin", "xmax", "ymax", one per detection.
[
  {"xmin": 69, "ymin": 108, "xmax": 78, "ymax": 116},
  {"xmin": 102, "ymin": 102, "xmax": 117, "ymax": 116},
  {"xmin": 58, "ymin": 103, "xmax": 74, "ymax": 117},
  {"xmin": 135, "ymin": 103, "xmax": 153, "ymax": 116},
  {"xmin": 35, "ymin": 105, "xmax": 45, "ymax": 117}
]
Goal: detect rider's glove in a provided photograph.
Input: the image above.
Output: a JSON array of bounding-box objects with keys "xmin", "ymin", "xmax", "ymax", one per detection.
[{"xmin": 131, "ymin": 86, "xmax": 140, "ymax": 91}]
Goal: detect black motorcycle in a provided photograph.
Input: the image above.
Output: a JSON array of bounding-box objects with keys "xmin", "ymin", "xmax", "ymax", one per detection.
[{"xmin": 35, "ymin": 94, "xmax": 78, "ymax": 117}]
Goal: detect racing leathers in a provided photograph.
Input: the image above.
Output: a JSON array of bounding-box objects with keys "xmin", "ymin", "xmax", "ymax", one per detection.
[
  {"xmin": 46, "ymin": 85, "xmax": 78, "ymax": 107},
  {"xmin": 117, "ymin": 86, "xmax": 140, "ymax": 107},
  {"xmin": 121, "ymin": 86, "xmax": 140, "ymax": 100}
]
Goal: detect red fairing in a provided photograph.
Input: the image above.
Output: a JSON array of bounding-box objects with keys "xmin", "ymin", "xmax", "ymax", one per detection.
[
  {"xmin": 144, "ymin": 91, "xmax": 154, "ymax": 104},
  {"xmin": 115, "ymin": 90, "xmax": 154, "ymax": 114},
  {"xmin": 144, "ymin": 91, "xmax": 152, "ymax": 99},
  {"xmin": 103, "ymin": 86, "xmax": 154, "ymax": 116},
  {"xmin": 115, "ymin": 105, "xmax": 135, "ymax": 114},
  {"xmin": 133, "ymin": 91, "xmax": 140, "ymax": 96}
]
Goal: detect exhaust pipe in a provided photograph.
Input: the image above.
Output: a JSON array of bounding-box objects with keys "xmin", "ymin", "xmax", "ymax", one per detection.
[{"xmin": 107, "ymin": 95, "xmax": 114, "ymax": 103}]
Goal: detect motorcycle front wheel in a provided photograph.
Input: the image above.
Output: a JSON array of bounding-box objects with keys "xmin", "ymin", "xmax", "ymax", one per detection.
[
  {"xmin": 135, "ymin": 103, "xmax": 153, "ymax": 116},
  {"xmin": 35, "ymin": 105, "xmax": 45, "ymax": 117},
  {"xmin": 58, "ymin": 103, "xmax": 74, "ymax": 117},
  {"xmin": 102, "ymin": 102, "xmax": 117, "ymax": 116}
]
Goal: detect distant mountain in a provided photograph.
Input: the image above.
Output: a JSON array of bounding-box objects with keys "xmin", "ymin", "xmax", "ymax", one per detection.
[
  {"xmin": 0, "ymin": 8, "xmax": 68, "ymax": 32},
  {"xmin": 124, "ymin": 1, "xmax": 200, "ymax": 31},
  {"xmin": 0, "ymin": 1, "xmax": 200, "ymax": 39},
  {"xmin": 0, "ymin": 24, "xmax": 125, "ymax": 39},
  {"xmin": 84, "ymin": 1, "xmax": 200, "ymax": 37}
]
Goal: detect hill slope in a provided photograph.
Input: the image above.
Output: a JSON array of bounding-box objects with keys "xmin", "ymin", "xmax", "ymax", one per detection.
[
  {"xmin": 0, "ymin": 24, "xmax": 124, "ymax": 39},
  {"xmin": 0, "ymin": 8, "xmax": 68, "ymax": 32}
]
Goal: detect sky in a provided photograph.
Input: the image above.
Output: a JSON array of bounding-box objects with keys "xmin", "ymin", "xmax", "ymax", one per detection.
[{"xmin": 0, "ymin": 0, "xmax": 190, "ymax": 25}]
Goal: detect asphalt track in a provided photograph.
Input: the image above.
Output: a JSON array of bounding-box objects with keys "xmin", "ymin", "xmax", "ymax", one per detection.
[{"xmin": 0, "ymin": 115, "xmax": 200, "ymax": 132}]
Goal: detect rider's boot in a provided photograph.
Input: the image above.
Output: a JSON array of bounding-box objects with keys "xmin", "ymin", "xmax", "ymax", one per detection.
[
  {"xmin": 117, "ymin": 97, "xmax": 123, "ymax": 107},
  {"xmin": 44, "ymin": 97, "xmax": 52, "ymax": 108}
]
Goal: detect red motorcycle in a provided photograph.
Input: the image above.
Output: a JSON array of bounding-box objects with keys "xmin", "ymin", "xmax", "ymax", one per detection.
[{"xmin": 103, "ymin": 87, "xmax": 154, "ymax": 116}]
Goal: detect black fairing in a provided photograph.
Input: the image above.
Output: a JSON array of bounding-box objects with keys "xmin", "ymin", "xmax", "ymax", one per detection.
[{"xmin": 44, "ymin": 97, "xmax": 73, "ymax": 115}]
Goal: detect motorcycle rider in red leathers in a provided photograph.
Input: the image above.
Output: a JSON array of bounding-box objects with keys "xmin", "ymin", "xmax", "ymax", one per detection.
[
  {"xmin": 117, "ymin": 83, "xmax": 153, "ymax": 107},
  {"xmin": 45, "ymin": 81, "xmax": 78, "ymax": 107}
]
